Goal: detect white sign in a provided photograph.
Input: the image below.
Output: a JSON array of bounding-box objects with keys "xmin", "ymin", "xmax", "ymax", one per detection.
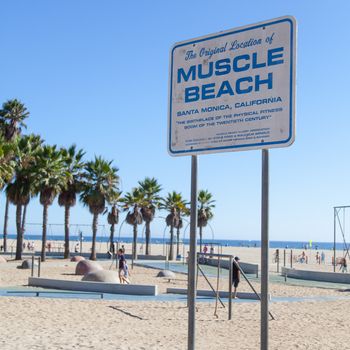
[{"xmin": 168, "ymin": 16, "xmax": 296, "ymax": 156}]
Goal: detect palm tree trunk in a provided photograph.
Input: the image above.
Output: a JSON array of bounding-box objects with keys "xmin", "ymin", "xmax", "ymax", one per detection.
[
  {"xmin": 109, "ymin": 223, "xmax": 115, "ymax": 253},
  {"xmin": 64, "ymin": 204, "xmax": 70, "ymax": 259},
  {"xmin": 41, "ymin": 204, "xmax": 48, "ymax": 262},
  {"xmin": 90, "ymin": 213, "xmax": 98, "ymax": 260},
  {"xmin": 176, "ymin": 226, "xmax": 180, "ymax": 257},
  {"xmin": 132, "ymin": 223, "xmax": 138, "ymax": 260},
  {"xmin": 132, "ymin": 223, "xmax": 137, "ymax": 260},
  {"xmin": 145, "ymin": 221, "xmax": 151, "ymax": 255},
  {"xmin": 15, "ymin": 204, "xmax": 23, "ymax": 260},
  {"xmin": 21, "ymin": 203, "xmax": 27, "ymax": 237},
  {"xmin": 199, "ymin": 226, "xmax": 203, "ymax": 253},
  {"xmin": 169, "ymin": 225, "xmax": 174, "ymax": 260},
  {"xmin": 3, "ymin": 196, "xmax": 9, "ymax": 252}
]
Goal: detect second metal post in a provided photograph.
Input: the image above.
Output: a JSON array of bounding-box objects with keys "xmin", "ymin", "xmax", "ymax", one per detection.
[
  {"xmin": 188, "ymin": 155, "xmax": 198, "ymax": 350},
  {"xmin": 261, "ymin": 149, "xmax": 269, "ymax": 350}
]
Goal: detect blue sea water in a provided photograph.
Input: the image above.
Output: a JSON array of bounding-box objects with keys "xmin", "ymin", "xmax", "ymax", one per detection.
[{"xmin": 5, "ymin": 234, "xmax": 343, "ymax": 251}]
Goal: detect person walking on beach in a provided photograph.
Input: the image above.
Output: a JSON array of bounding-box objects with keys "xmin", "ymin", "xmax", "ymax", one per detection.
[
  {"xmin": 123, "ymin": 262, "xmax": 131, "ymax": 284},
  {"xmin": 117, "ymin": 248, "xmax": 129, "ymax": 283},
  {"xmin": 209, "ymin": 246, "xmax": 214, "ymax": 258},
  {"xmin": 316, "ymin": 252, "xmax": 320, "ymax": 264},
  {"xmin": 232, "ymin": 256, "xmax": 241, "ymax": 299},
  {"xmin": 203, "ymin": 244, "xmax": 208, "ymax": 254},
  {"xmin": 340, "ymin": 258, "xmax": 348, "ymax": 273}
]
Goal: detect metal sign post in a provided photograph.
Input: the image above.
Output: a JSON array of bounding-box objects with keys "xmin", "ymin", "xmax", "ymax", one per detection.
[
  {"xmin": 188, "ymin": 155, "xmax": 198, "ymax": 350},
  {"xmin": 261, "ymin": 149, "xmax": 269, "ymax": 350}
]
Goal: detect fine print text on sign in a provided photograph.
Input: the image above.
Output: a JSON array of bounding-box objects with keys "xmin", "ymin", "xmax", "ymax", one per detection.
[{"xmin": 168, "ymin": 16, "xmax": 296, "ymax": 156}]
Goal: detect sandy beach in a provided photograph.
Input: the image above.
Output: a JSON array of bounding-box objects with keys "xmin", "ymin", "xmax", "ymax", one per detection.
[{"xmin": 0, "ymin": 243, "xmax": 350, "ymax": 349}]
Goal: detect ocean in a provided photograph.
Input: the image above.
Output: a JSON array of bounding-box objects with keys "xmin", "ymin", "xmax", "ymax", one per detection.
[{"xmin": 4, "ymin": 234, "xmax": 343, "ymax": 251}]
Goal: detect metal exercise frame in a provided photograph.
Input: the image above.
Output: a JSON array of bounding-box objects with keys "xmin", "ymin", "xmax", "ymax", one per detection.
[
  {"xmin": 196, "ymin": 252, "xmax": 275, "ymax": 321},
  {"xmin": 333, "ymin": 206, "xmax": 350, "ymax": 272}
]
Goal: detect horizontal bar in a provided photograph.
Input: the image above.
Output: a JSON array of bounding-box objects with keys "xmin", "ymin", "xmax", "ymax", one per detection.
[{"xmin": 197, "ymin": 252, "xmax": 234, "ymax": 258}]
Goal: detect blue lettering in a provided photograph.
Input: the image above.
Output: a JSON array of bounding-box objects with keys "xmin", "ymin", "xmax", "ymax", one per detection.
[
  {"xmin": 252, "ymin": 52, "xmax": 266, "ymax": 69},
  {"xmin": 268, "ymin": 47, "xmax": 284, "ymax": 66},
  {"xmin": 236, "ymin": 77, "xmax": 253, "ymax": 94},
  {"xmin": 185, "ymin": 86, "xmax": 199, "ymax": 102},
  {"xmin": 215, "ymin": 59, "xmax": 231, "ymax": 76},
  {"xmin": 233, "ymin": 54, "xmax": 250, "ymax": 72},
  {"xmin": 255, "ymin": 73, "xmax": 273, "ymax": 91},
  {"xmin": 198, "ymin": 62, "xmax": 213, "ymax": 79},
  {"xmin": 177, "ymin": 66, "xmax": 196, "ymax": 83},
  {"xmin": 217, "ymin": 81, "xmax": 234, "ymax": 98},
  {"xmin": 202, "ymin": 83, "xmax": 216, "ymax": 100}
]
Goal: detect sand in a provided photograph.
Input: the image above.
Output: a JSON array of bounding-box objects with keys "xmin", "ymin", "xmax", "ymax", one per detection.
[{"xmin": 0, "ymin": 243, "xmax": 349, "ymax": 349}]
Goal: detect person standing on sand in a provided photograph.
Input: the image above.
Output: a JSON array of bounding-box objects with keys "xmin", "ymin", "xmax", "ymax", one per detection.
[
  {"xmin": 117, "ymin": 248, "xmax": 129, "ymax": 283},
  {"xmin": 209, "ymin": 246, "xmax": 214, "ymax": 258},
  {"xmin": 123, "ymin": 262, "xmax": 131, "ymax": 284},
  {"xmin": 232, "ymin": 256, "xmax": 241, "ymax": 299},
  {"xmin": 203, "ymin": 244, "xmax": 208, "ymax": 254},
  {"xmin": 340, "ymin": 258, "xmax": 348, "ymax": 273}
]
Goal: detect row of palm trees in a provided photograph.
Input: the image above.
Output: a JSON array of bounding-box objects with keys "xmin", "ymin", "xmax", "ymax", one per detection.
[{"xmin": 0, "ymin": 99, "xmax": 215, "ymax": 261}]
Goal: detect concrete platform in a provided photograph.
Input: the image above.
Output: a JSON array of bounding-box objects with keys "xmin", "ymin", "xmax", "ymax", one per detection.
[
  {"xmin": 166, "ymin": 287, "xmax": 270, "ymax": 300},
  {"xmin": 282, "ymin": 267, "xmax": 350, "ymax": 284},
  {"xmin": 28, "ymin": 277, "xmax": 158, "ymax": 296}
]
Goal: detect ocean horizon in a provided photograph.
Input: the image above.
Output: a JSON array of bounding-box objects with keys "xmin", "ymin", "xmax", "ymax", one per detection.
[{"xmin": 3, "ymin": 234, "xmax": 344, "ymax": 251}]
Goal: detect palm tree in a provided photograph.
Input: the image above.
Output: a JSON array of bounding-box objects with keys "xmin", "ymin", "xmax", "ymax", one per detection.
[
  {"xmin": 161, "ymin": 191, "xmax": 187, "ymax": 260},
  {"xmin": 0, "ymin": 136, "xmax": 16, "ymax": 252},
  {"xmin": 176, "ymin": 200, "xmax": 189, "ymax": 257},
  {"xmin": 6, "ymin": 179, "xmax": 30, "ymax": 259},
  {"xmin": 32, "ymin": 145, "xmax": 67, "ymax": 261},
  {"xmin": 0, "ymin": 136, "xmax": 16, "ymax": 189},
  {"xmin": 121, "ymin": 188, "xmax": 144, "ymax": 260},
  {"xmin": 19, "ymin": 135, "xmax": 43, "ymax": 242},
  {"xmin": 138, "ymin": 177, "xmax": 162, "ymax": 255},
  {"xmin": 0, "ymin": 99, "xmax": 29, "ymax": 249},
  {"xmin": 58, "ymin": 145, "xmax": 85, "ymax": 259},
  {"xmin": 197, "ymin": 190, "xmax": 215, "ymax": 252},
  {"xmin": 5, "ymin": 134, "xmax": 43, "ymax": 259},
  {"xmin": 107, "ymin": 191, "xmax": 122, "ymax": 254},
  {"xmin": 0, "ymin": 99, "xmax": 29, "ymax": 141},
  {"xmin": 80, "ymin": 156, "xmax": 119, "ymax": 260}
]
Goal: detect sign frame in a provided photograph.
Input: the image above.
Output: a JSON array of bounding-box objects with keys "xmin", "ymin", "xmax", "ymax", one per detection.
[{"xmin": 168, "ymin": 16, "xmax": 296, "ymax": 156}]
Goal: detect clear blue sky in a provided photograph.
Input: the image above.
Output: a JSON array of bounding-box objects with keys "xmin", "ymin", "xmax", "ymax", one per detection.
[{"xmin": 1, "ymin": 0, "xmax": 350, "ymax": 243}]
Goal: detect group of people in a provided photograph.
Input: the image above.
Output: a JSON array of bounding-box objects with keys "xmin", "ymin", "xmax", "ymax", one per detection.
[
  {"xmin": 315, "ymin": 251, "xmax": 325, "ymax": 264},
  {"xmin": 298, "ymin": 251, "xmax": 309, "ymax": 263},
  {"xmin": 202, "ymin": 244, "xmax": 215, "ymax": 257},
  {"xmin": 298, "ymin": 251, "xmax": 326, "ymax": 264},
  {"xmin": 22, "ymin": 241, "xmax": 35, "ymax": 251}
]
